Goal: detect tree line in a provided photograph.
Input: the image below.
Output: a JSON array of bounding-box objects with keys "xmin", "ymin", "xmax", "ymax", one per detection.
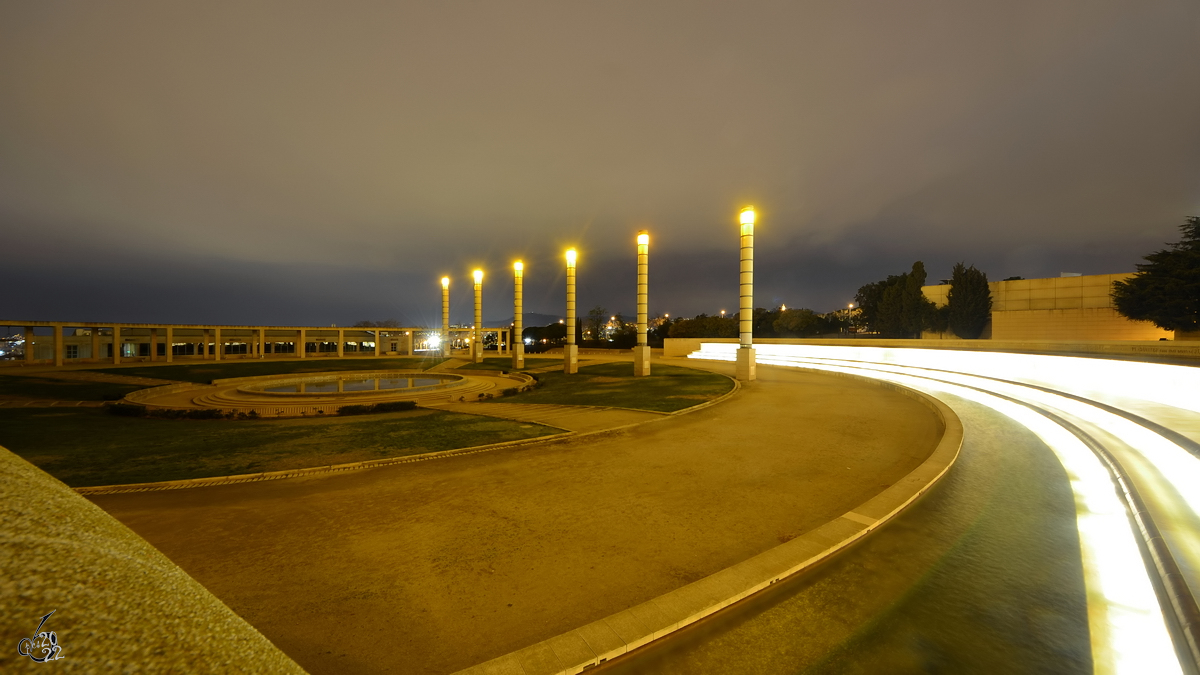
[{"xmin": 855, "ymin": 261, "xmax": 991, "ymax": 339}]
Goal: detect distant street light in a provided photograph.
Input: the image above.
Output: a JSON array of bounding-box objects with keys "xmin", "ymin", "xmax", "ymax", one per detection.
[
  {"xmin": 564, "ymin": 249, "xmax": 578, "ymax": 374},
  {"xmin": 737, "ymin": 206, "xmax": 756, "ymax": 381}
]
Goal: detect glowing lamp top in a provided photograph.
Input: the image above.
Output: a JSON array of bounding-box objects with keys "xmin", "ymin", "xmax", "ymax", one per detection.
[
  {"xmin": 473, "ymin": 269, "xmax": 483, "ymax": 283},
  {"xmin": 513, "ymin": 261, "xmax": 523, "ymax": 272},
  {"xmin": 739, "ymin": 206, "xmax": 756, "ymax": 226},
  {"xmin": 637, "ymin": 232, "xmax": 649, "ymax": 245},
  {"xmin": 565, "ymin": 249, "xmax": 577, "ymax": 267},
  {"xmin": 441, "ymin": 277, "xmax": 450, "ymax": 288}
]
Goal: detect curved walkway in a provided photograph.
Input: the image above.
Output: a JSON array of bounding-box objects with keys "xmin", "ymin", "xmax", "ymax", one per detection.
[{"xmin": 87, "ymin": 362, "xmax": 946, "ymax": 675}]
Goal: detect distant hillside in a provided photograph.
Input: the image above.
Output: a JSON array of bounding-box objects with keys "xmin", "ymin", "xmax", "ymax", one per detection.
[{"xmin": 485, "ymin": 311, "xmax": 636, "ymax": 326}]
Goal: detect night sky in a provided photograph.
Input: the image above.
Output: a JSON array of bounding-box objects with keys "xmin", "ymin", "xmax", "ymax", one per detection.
[{"xmin": 2, "ymin": 2, "xmax": 1198, "ymax": 327}]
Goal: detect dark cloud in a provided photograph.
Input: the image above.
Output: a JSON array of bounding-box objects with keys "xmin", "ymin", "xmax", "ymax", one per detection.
[{"xmin": 2, "ymin": 1, "xmax": 1198, "ymax": 324}]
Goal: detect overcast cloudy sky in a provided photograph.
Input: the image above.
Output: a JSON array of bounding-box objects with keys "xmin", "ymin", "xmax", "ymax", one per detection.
[{"xmin": 2, "ymin": 1, "xmax": 1198, "ymax": 326}]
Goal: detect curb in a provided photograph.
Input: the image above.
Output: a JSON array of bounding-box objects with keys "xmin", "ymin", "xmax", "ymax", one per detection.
[
  {"xmin": 74, "ymin": 431, "xmax": 576, "ymax": 496},
  {"xmin": 453, "ymin": 369, "xmax": 963, "ymax": 675}
]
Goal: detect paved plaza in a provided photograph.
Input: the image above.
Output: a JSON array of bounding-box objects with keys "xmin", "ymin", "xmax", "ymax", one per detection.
[{"xmin": 88, "ymin": 360, "xmax": 943, "ymax": 674}]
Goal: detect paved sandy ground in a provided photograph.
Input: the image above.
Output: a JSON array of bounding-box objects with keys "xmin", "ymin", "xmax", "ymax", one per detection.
[{"xmin": 89, "ymin": 362, "xmax": 942, "ymax": 675}]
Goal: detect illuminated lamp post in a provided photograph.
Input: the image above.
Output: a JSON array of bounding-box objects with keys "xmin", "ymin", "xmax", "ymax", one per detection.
[
  {"xmin": 512, "ymin": 261, "xmax": 524, "ymax": 369},
  {"xmin": 737, "ymin": 206, "xmax": 756, "ymax": 381},
  {"xmin": 634, "ymin": 231, "xmax": 651, "ymax": 376},
  {"xmin": 441, "ymin": 277, "xmax": 450, "ymax": 357},
  {"xmin": 472, "ymin": 269, "xmax": 484, "ymax": 363},
  {"xmin": 564, "ymin": 248, "xmax": 578, "ymax": 374}
]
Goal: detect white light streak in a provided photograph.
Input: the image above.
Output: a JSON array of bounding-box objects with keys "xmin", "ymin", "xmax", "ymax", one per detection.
[{"xmin": 690, "ymin": 342, "xmax": 1186, "ymax": 673}]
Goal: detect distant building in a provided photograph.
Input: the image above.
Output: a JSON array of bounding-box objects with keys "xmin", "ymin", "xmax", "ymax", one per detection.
[{"xmin": 922, "ymin": 273, "xmax": 1171, "ymax": 341}]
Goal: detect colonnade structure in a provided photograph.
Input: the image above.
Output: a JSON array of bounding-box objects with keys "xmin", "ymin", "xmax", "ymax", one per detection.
[
  {"xmin": 431, "ymin": 206, "xmax": 758, "ymax": 378},
  {"xmin": 0, "ymin": 322, "xmax": 523, "ymax": 368}
]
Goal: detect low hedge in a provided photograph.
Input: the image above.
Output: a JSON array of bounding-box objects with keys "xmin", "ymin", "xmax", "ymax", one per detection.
[{"xmin": 336, "ymin": 400, "xmax": 418, "ymax": 416}]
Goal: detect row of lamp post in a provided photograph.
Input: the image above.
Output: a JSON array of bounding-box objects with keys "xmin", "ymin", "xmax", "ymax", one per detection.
[{"xmin": 436, "ymin": 206, "xmax": 757, "ymax": 381}]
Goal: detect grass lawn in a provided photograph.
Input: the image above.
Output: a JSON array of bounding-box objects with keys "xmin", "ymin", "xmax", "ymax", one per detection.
[
  {"xmin": 0, "ymin": 407, "xmax": 559, "ymax": 487},
  {"xmin": 0, "ymin": 374, "xmax": 144, "ymax": 401},
  {"xmin": 84, "ymin": 357, "xmax": 446, "ymax": 383},
  {"xmin": 453, "ymin": 357, "xmax": 561, "ymax": 371},
  {"xmin": 488, "ymin": 362, "xmax": 732, "ymax": 412}
]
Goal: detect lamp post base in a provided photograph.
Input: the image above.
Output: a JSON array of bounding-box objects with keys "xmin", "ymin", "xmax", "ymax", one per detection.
[
  {"xmin": 512, "ymin": 344, "xmax": 525, "ymax": 370},
  {"xmin": 633, "ymin": 345, "xmax": 651, "ymax": 377},
  {"xmin": 563, "ymin": 344, "xmax": 578, "ymax": 374},
  {"xmin": 736, "ymin": 347, "xmax": 756, "ymax": 381}
]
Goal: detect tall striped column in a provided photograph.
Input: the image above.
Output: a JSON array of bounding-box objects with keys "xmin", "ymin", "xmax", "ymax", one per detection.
[
  {"xmin": 564, "ymin": 249, "xmax": 578, "ymax": 374},
  {"xmin": 512, "ymin": 261, "xmax": 524, "ymax": 369},
  {"xmin": 736, "ymin": 206, "xmax": 756, "ymax": 381}
]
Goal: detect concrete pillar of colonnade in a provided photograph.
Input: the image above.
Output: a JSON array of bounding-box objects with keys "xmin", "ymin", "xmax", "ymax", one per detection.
[
  {"xmin": 24, "ymin": 327, "xmax": 34, "ymax": 364},
  {"xmin": 201, "ymin": 329, "xmax": 209, "ymax": 360},
  {"xmin": 113, "ymin": 326, "xmax": 122, "ymax": 364},
  {"xmin": 338, "ymin": 330, "xmax": 344, "ymax": 358},
  {"xmin": 407, "ymin": 331, "xmax": 413, "ymax": 356},
  {"xmin": 150, "ymin": 328, "xmax": 158, "ymax": 362},
  {"xmin": 214, "ymin": 327, "xmax": 222, "ymax": 361},
  {"xmin": 90, "ymin": 329, "xmax": 99, "ymax": 363},
  {"xmin": 53, "ymin": 324, "xmax": 64, "ymax": 367},
  {"xmin": 298, "ymin": 329, "xmax": 306, "ymax": 358},
  {"xmin": 258, "ymin": 328, "xmax": 265, "ymax": 359},
  {"xmin": 374, "ymin": 331, "xmax": 380, "ymax": 357},
  {"xmin": 166, "ymin": 327, "xmax": 174, "ymax": 363}
]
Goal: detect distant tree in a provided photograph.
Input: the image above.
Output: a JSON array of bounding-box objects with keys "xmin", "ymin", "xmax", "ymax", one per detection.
[
  {"xmin": 927, "ymin": 304, "xmax": 951, "ymax": 335},
  {"xmin": 854, "ymin": 262, "xmax": 938, "ymax": 338},
  {"xmin": 668, "ymin": 313, "xmax": 737, "ymax": 338},
  {"xmin": 773, "ymin": 308, "xmax": 821, "ymax": 336},
  {"xmin": 946, "ymin": 263, "xmax": 992, "ymax": 339},
  {"xmin": 648, "ymin": 317, "xmax": 674, "ymax": 347},
  {"xmin": 1112, "ymin": 217, "xmax": 1200, "ymax": 334},
  {"xmin": 855, "ymin": 274, "xmax": 906, "ymax": 335},
  {"xmin": 903, "ymin": 262, "xmax": 934, "ymax": 337},
  {"xmin": 585, "ymin": 306, "xmax": 607, "ymax": 341},
  {"xmin": 752, "ymin": 307, "xmax": 780, "ymax": 338},
  {"xmin": 353, "ymin": 319, "xmax": 400, "ymax": 328},
  {"xmin": 610, "ymin": 315, "xmax": 637, "ymax": 348}
]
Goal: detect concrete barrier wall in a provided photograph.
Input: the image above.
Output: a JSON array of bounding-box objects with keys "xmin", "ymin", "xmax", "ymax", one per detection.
[
  {"xmin": 664, "ymin": 337, "xmax": 1200, "ymax": 362},
  {"xmin": 0, "ymin": 445, "xmax": 305, "ymax": 672}
]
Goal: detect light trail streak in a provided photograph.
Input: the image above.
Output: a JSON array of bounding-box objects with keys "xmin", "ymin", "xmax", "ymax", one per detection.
[{"xmin": 690, "ymin": 343, "xmax": 1190, "ymax": 674}]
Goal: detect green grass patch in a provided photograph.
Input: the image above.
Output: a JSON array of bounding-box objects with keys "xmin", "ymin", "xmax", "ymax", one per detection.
[
  {"xmin": 486, "ymin": 362, "xmax": 732, "ymax": 412},
  {"xmin": 0, "ymin": 407, "xmax": 559, "ymax": 487},
  {"xmin": 84, "ymin": 357, "xmax": 446, "ymax": 383},
  {"xmin": 453, "ymin": 357, "xmax": 561, "ymax": 371},
  {"xmin": 0, "ymin": 375, "xmax": 144, "ymax": 401}
]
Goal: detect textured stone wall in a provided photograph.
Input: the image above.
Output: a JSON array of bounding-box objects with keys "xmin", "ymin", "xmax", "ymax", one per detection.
[{"xmin": 0, "ymin": 446, "xmax": 306, "ymax": 673}]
